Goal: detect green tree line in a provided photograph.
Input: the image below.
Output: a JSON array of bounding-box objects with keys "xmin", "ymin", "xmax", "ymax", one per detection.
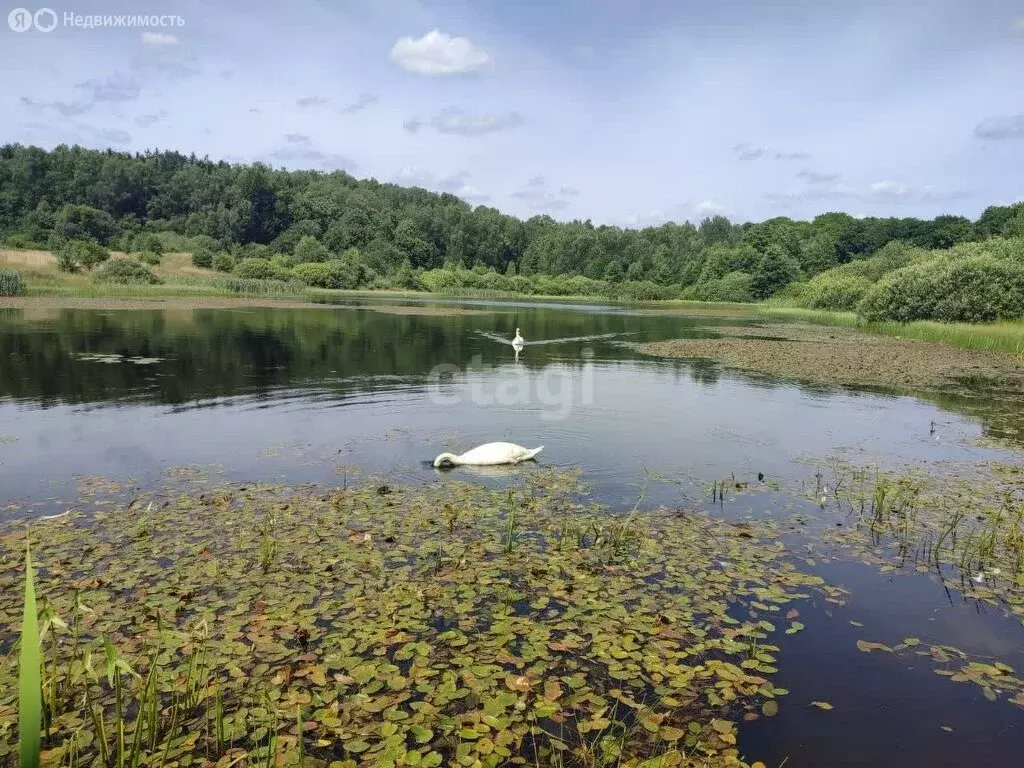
[{"xmin": 1, "ymin": 143, "xmax": 1023, "ymax": 319}]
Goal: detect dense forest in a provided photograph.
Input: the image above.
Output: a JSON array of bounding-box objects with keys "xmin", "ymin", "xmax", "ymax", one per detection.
[{"xmin": 1, "ymin": 143, "xmax": 1023, "ymax": 320}]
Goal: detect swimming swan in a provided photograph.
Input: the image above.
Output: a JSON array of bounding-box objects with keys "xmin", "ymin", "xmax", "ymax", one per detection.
[
  {"xmin": 512, "ymin": 328, "xmax": 524, "ymax": 347},
  {"xmin": 433, "ymin": 442, "xmax": 543, "ymax": 468}
]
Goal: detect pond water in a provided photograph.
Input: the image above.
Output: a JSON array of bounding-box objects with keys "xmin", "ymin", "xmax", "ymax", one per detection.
[{"xmin": 1, "ymin": 297, "xmax": 1023, "ymax": 766}]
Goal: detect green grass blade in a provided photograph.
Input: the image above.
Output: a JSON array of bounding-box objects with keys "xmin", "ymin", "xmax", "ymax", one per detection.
[{"xmin": 19, "ymin": 543, "xmax": 42, "ymax": 768}]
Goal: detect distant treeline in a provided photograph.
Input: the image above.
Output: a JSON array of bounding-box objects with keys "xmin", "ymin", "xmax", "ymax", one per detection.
[{"xmin": 1, "ymin": 143, "xmax": 1023, "ymax": 320}]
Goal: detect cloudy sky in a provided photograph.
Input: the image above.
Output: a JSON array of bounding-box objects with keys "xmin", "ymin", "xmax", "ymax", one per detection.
[{"xmin": 2, "ymin": 0, "xmax": 1023, "ymax": 226}]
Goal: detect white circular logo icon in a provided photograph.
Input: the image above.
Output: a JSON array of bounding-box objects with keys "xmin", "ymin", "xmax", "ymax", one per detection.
[
  {"xmin": 8, "ymin": 7, "xmax": 33, "ymax": 31},
  {"xmin": 34, "ymin": 7, "xmax": 56, "ymax": 31}
]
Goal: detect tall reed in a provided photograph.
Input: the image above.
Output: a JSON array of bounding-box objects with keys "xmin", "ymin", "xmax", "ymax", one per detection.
[{"xmin": 20, "ymin": 543, "xmax": 42, "ymax": 768}]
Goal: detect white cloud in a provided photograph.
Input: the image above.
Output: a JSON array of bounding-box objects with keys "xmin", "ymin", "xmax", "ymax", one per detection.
[
  {"xmin": 774, "ymin": 151, "xmax": 809, "ymax": 161},
  {"xmin": 134, "ymin": 110, "xmax": 168, "ymax": 127},
  {"xmin": 404, "ymin": 108, "xmax": 524, "ymax": 136},
  {"xmin": 694, "ymin": 200, "xmax": 727, "ymax": 216},
  {"xmin": 1013, "ymin": 18, "xmax": 1024, "ymax": 32},
  {"xmin": 74, "ymin": 75, "xmax": 140, "ymax": 103},
  {"xmin": 733, "ymin": 143, "xmax": 766, "ymax": 161},
  {"xmin": 766, "ymin": 179, "xmax": 967, "ymax": 205},
  {"xmin": 390, "ymin": 29, "xmax": 492, "ymax": 75},
  {"xmin": 141, "ymin": 31, "xmax": 179, "ymax": 46},
  {"xmin": 796, "ymin": 169, "xmax": 841, "ymax": 183},
  {"xmin": 510, "ymin": 177, "xmax": 577, "ymax": 212},
  {"xmin": 395, "ymin": 167, "xmax": 489, "ymax": 202},
  {"xmin": 340, "ymin": 93, "xmax": 378, "ymax": 115},
  {"xmin": 974, "ymin": 114, "xmax": 1024, "ymax": 141},
  {"xmin": 618, "ymin": 201, "xmax": 736, "ymax": 228}
]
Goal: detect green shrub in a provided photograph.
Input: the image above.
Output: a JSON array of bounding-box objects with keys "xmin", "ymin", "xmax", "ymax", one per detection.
[
  {"xmin": 55, "ymin": 248, "xmax": 78, "ymax": 273},
  {"xmin": 0, "ymin": 268, "xmax": 24, "ymax": 296},
  {"xmin": 506, "ymin": 275, "xmax": 535, "ymax": 295},
  {"xmin": 232, "ymin": 257, "xmax": 290, "ymax": 281},
  {"xmin": 293, "ymin": 235, "xmax": 332, "ymax": 264},
  {"xmin": 941, "ymin": 236, "xmax": 1024, "ymax": 263},
  {"xmin": 682, "ymin": 271, "xmax": 755, "ymax": 302},
  {"xmin": 390, "ymin": 262, "xmax": 423, "ymax": 290},
  {"xmin": 858, "ymin": 255, "xmax": 1024, "ymax": 323},
  {"xmin": 191, "ymin": 247, "xmax": 214, "ymax": 269},
  {"xmin": 212, "ymin": 252, "xmax": 235, "ymax": 272},
  {"xmin": 801, "ymin": 272, "xmax": 873, "ymax": 311},
  {"xmin": 131, "ymin": 233, "xmax": 166, "ymax": 255},
  {"xmin": 56, "ymin": 239, "xmax": 110, "ymax": 272},
  {"xmin": 292, "ymin": 262, "xmax": 337, "ymax": 288},
  {"xmin": 232, "ymin": 243, "xmax": 273, "ymax": 262},
  {"xmin": 94, "ymin": 258, "xmax": 162, "ymax": 285},
  {"xmin": 5, "ymin": 234, "xmax": 43, "ymax": 249},
  {"xmin": 772, "ymin": 280, "xmax": 809, "ymax": 303},
  {"xmin": 420, "ymin": 268, "xmax": 466, "ymax": 293},
  {"xmin": 565, "ymin": 275, "xmax": 614, "ymax": 297},
  {"xmin": 618, "ymin": 280, "xmax": 674, "ymax": 302},
  {"xmin": 188, "ymin": 234, "xmax": 221, "ymax": 253},
  {"xmin": 136, "ymin": 250, "xmax": 162, "ymax": 266}
]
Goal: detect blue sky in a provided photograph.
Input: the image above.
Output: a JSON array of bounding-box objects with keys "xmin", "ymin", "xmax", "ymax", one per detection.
[{"xmin": 2, "ymin": 0, "xmax": 1023, "ymax": 226}]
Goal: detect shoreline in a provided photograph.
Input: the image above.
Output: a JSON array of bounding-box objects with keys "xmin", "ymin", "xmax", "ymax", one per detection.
[{"xmin": 632, "ymin": 322, "xmax": 1024, "ymax": 393}]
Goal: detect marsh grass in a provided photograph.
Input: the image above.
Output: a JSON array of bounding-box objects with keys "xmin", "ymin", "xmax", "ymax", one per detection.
[
  {"xmin": 759, "ymin": 306, "xmax": 1024, "ymax": 357},
  {"xmin": 805, "ymin": 461, "xmax": 1024, "ymax": 600},
  {"xmin": 24, "ymin": 276, "xmax": 306, "ymax": 300},
  {"xmin": 20, "ymin": 544, "xmax": 42, "ymax": 768},
  {"xmin": 793, "ymin": 458, "xmax": 1024, "ymax": 708}
]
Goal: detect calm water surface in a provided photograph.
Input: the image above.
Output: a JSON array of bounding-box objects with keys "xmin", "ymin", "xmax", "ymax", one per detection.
[{"xmin": 1, "ymin": 297, "xmax": 1022, "ymax": 766}]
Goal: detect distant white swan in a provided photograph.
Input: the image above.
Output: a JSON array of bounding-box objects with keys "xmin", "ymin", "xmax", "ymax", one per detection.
[
  {"xmin": 512, "ymin": 328, "xmax": 524, "ymax": 347},
  {"xmin": 433, "ymin": 442, "xmax": 543, "ymax": 468}
]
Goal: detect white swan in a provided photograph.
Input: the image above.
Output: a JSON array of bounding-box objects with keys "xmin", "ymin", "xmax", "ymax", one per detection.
[
  {"xmin": 433, "ymin": 442, "xmax": 543, "ymax": 468},
  {"xmin": 512, "ymin": 328, "xmax": 524, "ymax": 347}
]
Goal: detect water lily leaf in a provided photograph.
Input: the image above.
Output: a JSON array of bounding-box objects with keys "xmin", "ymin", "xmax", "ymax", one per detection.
[
  {"xmin": 761, "ymin": 701, "xmax": 779, "ymax": 717},
  {"xmin": 856, "ymin": 640, "xmax": 892, "ymax": 653},
  {"xmin": 710, "ymin": 719, "xmax": 733, "ymax": 734},
  {"xmin": 308, "ymin": 665, "xmax": 328, "ymax": 686},
  {"xmin": 810, "ymin": 701, "xmax": 834, "ymax": 710},
  {"xmin": 543, "ymin": 681, "xmax": 563, "ymax": 701},
  {"xmin": 505, "ymin": 674, "xmax": 532, "ymax": 693}
]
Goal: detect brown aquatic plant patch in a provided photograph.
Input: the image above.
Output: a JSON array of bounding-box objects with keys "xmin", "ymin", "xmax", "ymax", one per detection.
[{"xmin": 632, "ymin": 323, "xmax": 1024, "ymax": 393}]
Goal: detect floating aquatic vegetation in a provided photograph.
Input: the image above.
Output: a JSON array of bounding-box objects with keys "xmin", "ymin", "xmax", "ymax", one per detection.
[
  {"xmin": 788, "ymin": 457, "xmax": 1024, "ymax": 709},
  {"xmin": 0, "ymin": 471, "xmax": 830, "ymax": 768},
  {"xmin": 71, "ymin": 353, "xmax": 164, "ymax": 365}
]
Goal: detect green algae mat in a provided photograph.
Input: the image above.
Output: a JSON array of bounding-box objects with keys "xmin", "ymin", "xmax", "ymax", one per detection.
[{"xmin": 0, "ymin": 472, "xmax": 826, "ymax": 768}]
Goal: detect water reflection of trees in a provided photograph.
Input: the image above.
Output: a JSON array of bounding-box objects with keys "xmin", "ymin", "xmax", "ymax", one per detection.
[
  {"xmin": 0, "ymin": 306, "xmax": 691, "ymax": 407},
  {"xmin": 3, "ymin": 306, "xmax": 1020, "ymax": 447}
]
